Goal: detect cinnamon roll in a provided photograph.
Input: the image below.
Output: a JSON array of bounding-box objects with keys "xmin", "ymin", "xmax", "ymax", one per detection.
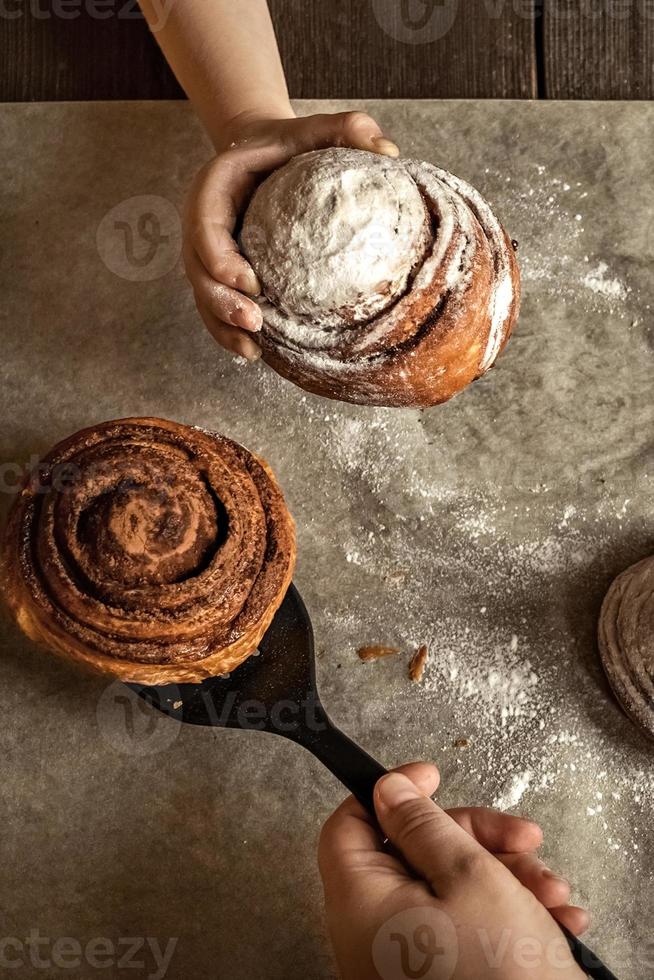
[
  {"xmin": 241, "ymin": 148, "xmax": 520, "ymax": 407},
  {"xmin": 598, "ymin": 556, "xmax": 654, "ymax": 741},
  {"xmin": 1, "ymin": 418, "xmax": 296, "ymax": 684}
]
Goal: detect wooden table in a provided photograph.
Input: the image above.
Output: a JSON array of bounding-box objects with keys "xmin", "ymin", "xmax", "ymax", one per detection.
[{"xmin": 2, "ymin": 0, "xmax": 654, "ymax": 102}]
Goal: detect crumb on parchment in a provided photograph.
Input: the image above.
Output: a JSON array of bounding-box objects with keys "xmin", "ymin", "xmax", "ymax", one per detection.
[
  {"xmin": 357, "ymin": 644, "xmax": 401, "ymax": 662},
  {"xmin": 409, "ymin": 644, "xmax": 429, "ymax": 683}
]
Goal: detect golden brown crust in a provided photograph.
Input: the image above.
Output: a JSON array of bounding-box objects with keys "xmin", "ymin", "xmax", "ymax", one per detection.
[
  {"xmin": 1, "ymin": 417, "xmax": 296, "ymax": 684},
  {"xmin": 598, "ymin": 556, "xmax": 654, "ymax": 742},
  {"xmin": 257, "ymin": 158, "xmax": 521, "ymax": 408}
]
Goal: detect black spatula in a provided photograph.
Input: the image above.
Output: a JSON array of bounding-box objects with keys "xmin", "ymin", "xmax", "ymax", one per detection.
[
  {"xmin": 128, "ymin": 583, "xmax": 618, "ymax": 980},
  {"xmin": 128, "ymin": 583, "xmax": 386, "ymax": 810}
]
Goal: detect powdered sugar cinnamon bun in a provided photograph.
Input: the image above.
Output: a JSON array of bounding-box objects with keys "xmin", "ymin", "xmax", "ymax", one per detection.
[
  {"xmin": 598, "ymin": 556, "xmax": 654, "ymax": 741},
  {"xmin": 1, "ymin": 418, "xmax": 296, "ymax": 684},
  {"xmin": 241, "ymin": 148, "xmax": 520, "ymax": 407}
]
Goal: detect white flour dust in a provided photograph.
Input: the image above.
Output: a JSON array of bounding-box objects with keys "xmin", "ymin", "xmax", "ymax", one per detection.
[
  {"xmin": 581, "ymin": 261, "xmax": 628, "ymax": 301},
  {"xmin": 494, "ymin": 771, "xmax": 534, "ymax": 811},
  {"xmin": 484, "ymin": 163, "xmax": 639, "ymax": 320},
  {"xmin": 279, "ymin": 399, "xmax": 654, "ymax": 871}
]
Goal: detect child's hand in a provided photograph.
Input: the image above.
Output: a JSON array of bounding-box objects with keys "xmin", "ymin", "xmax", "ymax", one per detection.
[
  {"xmin": 319, "ymin": 763, "xmax": 588, "ymax": 980},
  {"xmin": 183, "ymin": 111, "xmax": 399, "ymax": 360}
]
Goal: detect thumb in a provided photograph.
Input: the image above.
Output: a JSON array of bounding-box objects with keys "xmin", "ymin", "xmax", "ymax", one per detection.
[
  {"xmin": 374, "ymin": 771, "xmax": 490, "ymax": 896},
  {"xmin": 281, "ymin": 111, "xmax": 400, "ymax": 159}
]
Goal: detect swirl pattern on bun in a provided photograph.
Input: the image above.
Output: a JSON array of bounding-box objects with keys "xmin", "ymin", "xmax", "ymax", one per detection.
[
  {"xmin": 598, "ymin": 556, "xmax": 654, "ymax": 741},
  {"xmin": 1, "ymin": 418, "xmax": 296, "ymax": 684},
  {"xmin": 241, "ymin": 148, "xmax": 521, "ymax": 408}
]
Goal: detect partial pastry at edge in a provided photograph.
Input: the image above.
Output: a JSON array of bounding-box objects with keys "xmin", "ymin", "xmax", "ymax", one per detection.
[
  {"xmin": 598, "ymin": 555, "xmax": 654, "ymax": 741},
  {"xmin": 241, "ymin": 148, "xmax": 521, "ymax": 408},
  {"xmin": 1, "ymin": 417, "xmax": 296, "ymax": 685}
]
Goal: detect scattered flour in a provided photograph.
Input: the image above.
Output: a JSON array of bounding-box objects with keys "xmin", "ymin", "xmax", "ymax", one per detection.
[
  {"xmin": 582, "ymin": 262, "xmax": 629, "ymax": 301},
  {"xmin": 486, "ymin": 162, "xmax": 638, "ymax": 319},
  {"xmin": 494, "ymin": 771, "xmax": 534, "ymax": 811},
  {"xmin": 290, "ymin": 398, "xmax": 654, "ymax": 870}
]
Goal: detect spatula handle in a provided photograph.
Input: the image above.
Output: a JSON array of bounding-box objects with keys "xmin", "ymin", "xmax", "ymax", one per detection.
[
  {"xmin": 293, "ymin": 709, "xmax": 388, "ymax": 813},
  {"xmin": 559, "ymin": 927, "xmax": 618, "ymax": 980}
]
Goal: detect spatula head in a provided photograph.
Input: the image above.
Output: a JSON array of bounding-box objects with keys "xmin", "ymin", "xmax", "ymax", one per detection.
[{"xmin": 128, "ymin": 584, "xmax": 319, "ymax": 734}]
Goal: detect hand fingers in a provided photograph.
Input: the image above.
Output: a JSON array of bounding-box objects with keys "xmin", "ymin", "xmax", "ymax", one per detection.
[
  {"xmin": 447, "ymin": 807, "xmax": 543, "ymax": 854},
  {"xmin": 186, "ymin": 247, "xmax": 262, "ymax": 333},
  {"xmin": 186, "ymin": 159, "xmax": 261, "ymax": 292},
  {"xmin": 374, "ymin": 771, "xmax": 492, "ymax": 897},
  {"xmin": 196, "ymin": 302, "xmax": 261, "ymax": 362},
  {"xmin": 550, "ymin": 905, "xmax": 591, "ymax": 936},
  {"xmin": 451, "ymin": 811, "xmax": 585, "ymax": 924},
  {"xmin": 319, "ymin": 765, "xmax": 440, "ymax": 936},
  {"xmin": 194, "ymin": 222, "xmax": 261, "ymax": 296},
  {"xmin": 494, "ymin": 853, "xmax": 590, "ymax": 937},
  {"xmin": 279, "ymin": 110, "xmax": 398, "ymax": 159},
  {"xmin": 187, "ymin": 111, "xmax": 396, "ymax": 300},
  {"xmin": 392, "ymin": 761, "xmax": 440, "ymax": 798},
  {"xmin": 216, "ymin": 111, "xmax": 399, "ymax": 191},
  {"xmin": 318, "ymin": 762, "xmax": 440, "ymax": 878},
  {"xmin": 498, "ymin": 852, "xmax": 571, "ymax": 909}
]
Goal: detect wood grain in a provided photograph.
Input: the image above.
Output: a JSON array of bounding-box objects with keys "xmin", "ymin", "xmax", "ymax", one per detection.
[
  {"xmin": 0, "ymin": 0, "xmax": 182, "ymax": 101},
  {"xmin": 0, "ymin": 1, "xmax": 182, "ymax": 101},
  {"xmin": 0, "ymin": 0, "xmax": 536, "ymax": 102},
  {"xmin": 2, "ymin": 1, "xmax": 652, "ymax": 103},
  {"xmin": 543, "ymin": 1, "xmax": 654, "ymax": 99},
  {"xmin": 270, "ymin": 0, "xmax": 536, "ymax": 99}
]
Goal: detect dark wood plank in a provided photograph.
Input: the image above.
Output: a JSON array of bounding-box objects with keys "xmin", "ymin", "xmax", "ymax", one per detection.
[
  {"xmin": 543, "ymin": 2, "xmax": 654, "ymax": 99},
  {"xmin": 0, "ymin": 3, "xmax": 183, "ymax": 101},
  {"xmin": 0, "ymin": 0, "xmax": 536, "ymax": 102},
  {"xmin": 271, "ymin": 0, "xmax": 537, "ymax": 99}
]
